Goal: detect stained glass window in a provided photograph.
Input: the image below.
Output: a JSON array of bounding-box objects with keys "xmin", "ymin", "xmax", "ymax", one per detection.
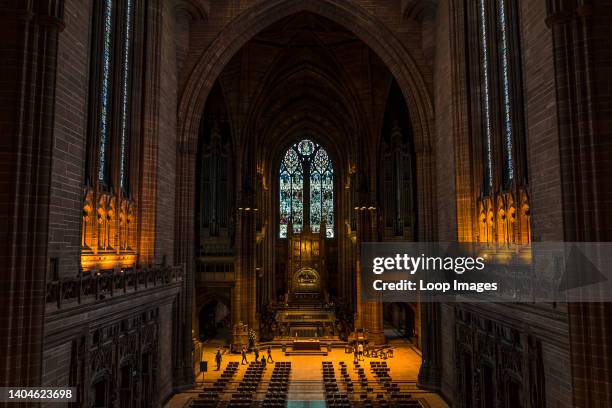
[
  {"xmin": 311, "ymin": 147, "xmax": 334, "ymax": 238},
  {"xmin": 91, "ymin": 0, "xmax": 135, "ymax": 191},
  {"xmin": 279, "ymin": 139, "xmax": 334, "ymax": 238},
  {"xmin": 471, "ymin": 0, "xmax": 523, "ymax": 193},
  {"xmin": 98, "ymin": 0, "xmax": 113, "ymax": 182},
  {"xmin": 479, "ymin": 0, "xmax": 493, "ymax": 192},
  {"xmin": 119, "ymin": 0, "xmax": 134, "ymax": 192},
  {"xmin": 498, "ymin": 0, "xmax": 514, "ymax": 183},
  {"xmin": 279, "ymin": 148, "xmax": 303, "ymax": 237}
]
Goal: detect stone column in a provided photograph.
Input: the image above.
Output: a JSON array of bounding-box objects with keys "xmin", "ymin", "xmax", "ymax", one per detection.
[
  {"xmin": 417, "ymin": 299, "xmax": 441, "ymax": 391},
  {"xmin": 234, "ymin": 200, "xmax": 258, "ymax": 345},
  {"xmin": 138, "ymin": 0, "xmax": 162, "ymax": 267},
  {"xmin": 174, "ymin": 144, "xmax": 196, "ymax": 388},
  {"xmin": 546, "ymin": 2, "xmax": 612, "ymax": 406},
  {"xmin": 355, "ymin": 206, "xmax": 385, "ymax": 344},
  {"xmin": 0, "ymin": 0, "xmax": 64, "ymax": 387}
]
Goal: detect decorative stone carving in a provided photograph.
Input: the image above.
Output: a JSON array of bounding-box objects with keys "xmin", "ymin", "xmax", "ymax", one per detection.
[
  {"xmin": 87, "ymin": 308, "xmax": 160, "ymax": 405},
  {"xmin": 477, "ymin": 190, "xmax": 531, "ymax": 245},
  {"xmin": 455, "ymin": 309, "xmax": 531, "ymax": 408}
]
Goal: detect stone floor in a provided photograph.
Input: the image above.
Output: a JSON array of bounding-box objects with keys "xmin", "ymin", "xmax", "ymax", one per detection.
[{"xmin": 165, "ymin": 332, "xmax": 448, "ymax": 408}]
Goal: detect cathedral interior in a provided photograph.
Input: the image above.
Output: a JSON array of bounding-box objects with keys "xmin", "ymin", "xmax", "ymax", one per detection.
[{"xmin": 1, "ymin": 0, "xmax": 611, "ymax": 407}]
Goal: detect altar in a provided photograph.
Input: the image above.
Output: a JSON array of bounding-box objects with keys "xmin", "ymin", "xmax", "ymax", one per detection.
[
  {"xmin": 275, "ymin": 307, "xmax": 337, "ymax": 339},
  {"xmin": 271, "ymin": 222, "xmax": 341, "ymax": 340},
  {"xmin": 292, "ymin": 339, "xmax": 321, "ymax": 351}
]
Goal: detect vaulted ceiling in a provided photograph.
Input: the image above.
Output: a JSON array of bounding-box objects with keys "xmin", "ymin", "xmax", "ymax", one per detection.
[{"xmin": 203, "ymin": 12, "xmax": 406, "ymax": 174}]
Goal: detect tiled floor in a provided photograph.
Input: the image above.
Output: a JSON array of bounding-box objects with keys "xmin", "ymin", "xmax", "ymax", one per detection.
[{"xmin": 165, "ymin": 337, "xmax": 448, "ymax": 408}]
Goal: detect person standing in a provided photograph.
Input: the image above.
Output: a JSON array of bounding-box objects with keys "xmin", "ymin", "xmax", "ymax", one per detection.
[
  {"xmin": 254, "ymin": 346, "xmax": 260, "ymax": 362},
  {"xmin": 267, "ymin": 346, "xmax": 274, "ymax": 363},
  {"xmin": 241, "ymin": 347, "xmax": 248, "ymax": 365},
  {"xmin": 215, "ymin": 349, "xmax": 222, "ymax": 371},
  {"xmin": 358, "ymin": 343, "xmax": 364, "ymax": 361}
]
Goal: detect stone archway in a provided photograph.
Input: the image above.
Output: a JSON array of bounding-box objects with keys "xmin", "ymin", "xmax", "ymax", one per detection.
[
  {"xmin": 174, "ymin": 0, "xmax": 439, "ymax": 389},
  {"xmin": 195, "ymin": 293, "xmax": 232, "ymax": 340},
  {"xmin": 177, "ymin": 0, "xmax": 434, "ymax": 151},
  {"xmin": 197, "ymin": 300, "xmax": 230, "ymax": 341},
  {"xmin": 175, "ymin": 0, "xmax": 436, "ymax": 264}
]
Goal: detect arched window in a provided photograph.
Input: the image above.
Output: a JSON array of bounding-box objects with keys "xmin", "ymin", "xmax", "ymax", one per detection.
[
  {"xmin": 87, "ymin": 0, "xmax": 136, "ymax": 194},
  {"xmin": 279, "ymin": 139, "xmax": 334, "ymax": 238},
  {"xmin": 498, "ymin": 0, "xmax": 515, "ymax": 184},
  {"xmin": 97, "ymin": 0, "xmax": 114, "ymax": 185},
  {"xmin": 119, "ymin": 0, "xmax": 134, "ymax": 194},
  {"xmin": 471, "ymin": 0, "xmax": 525, "ymax": 194},
  {"xmin": 478, "ymin": 0, "xmax": 494, "ymax": 193}
]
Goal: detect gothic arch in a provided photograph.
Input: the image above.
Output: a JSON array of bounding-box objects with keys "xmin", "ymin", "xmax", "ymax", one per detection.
[
  {"xmin": 196, "ymin": 292, "xmax": 231, "ymax": 311},
  {"xmin": 177, "ymin": 0, "xmax": 434, "ymax": 152},
  {"xmin": 195, "ymin": 293, "xmax": 231, "ymax": 339},
  {"xmin": 176, "ymin": 0, "xmax": 437, "ymax": 266},
  {"xmin": 173, "ymin": 1, "xmax": 439, "ymax": 384}
]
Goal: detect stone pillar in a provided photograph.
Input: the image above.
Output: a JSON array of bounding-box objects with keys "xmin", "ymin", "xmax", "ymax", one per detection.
[
  {"xmin": 412, "ymin": 133, "xmax": 442, "ymax": 390},
  {"xmin": 175, "ymin": 143, "xmax": 196, "ymax": 388},
  {"xmin": 0, "ymin": 0, "xmax": 64, "ymax": 387},
  {"xmin": 417, "ymin": 300, "xmax": 442, "ymax": 390},
  {"xmin": 354, "ymin": 259, "xmax": 363, "ymax": 330},
  {"xmin": 138, "ymin": 0, "xmax": 162, "ymax": 267},
  {"xmin": 234, "ymin": 204, "xmax": 257, "ymax": 343},
  {"xmin": 363, "ymin": 299, "xmax": 385, "ymax": 344},
  {"xmin": 546, "ymin": 2, "xmax": 612, "ymax": 406},
  {"xmin": 355, "ymin": 206, "xmax": 385, "ymax": 344}
]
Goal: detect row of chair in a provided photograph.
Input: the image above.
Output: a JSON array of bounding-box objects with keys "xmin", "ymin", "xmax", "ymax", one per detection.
[
  {"xmin": 323, "ymin": 361, "xmax": 351, "ymax": 408},
  {"xmin": 191, "ymin": 361, "xmax": 239, "ymax": 408},
  {"xmin": 262, "ymin": 361, "xmax": 292, "ymax": 408},
  {"xmin": 350, "ymin": 360, "xmax": 393, "ymax": 407},
  {"xmin": 227, "ymin": 361, "xmax": 267, "ymax": 407},
  {"xmin": 368, "ymin": 361, "xmax": 422, "ymax": 408},
  {"xmin": 353, "ymin": 362, "xmax": 373, "ymax": 392},
  {"xmin": 334, "ymin": 360, "xmax": 420, "ymax": 408},
  {"xmin": 370, "ymin": 361, "xmax": 392, "ymax": 384},
  {"xmin": 338, "ymin": 361, "xmax": 356, "ymax": 394}
]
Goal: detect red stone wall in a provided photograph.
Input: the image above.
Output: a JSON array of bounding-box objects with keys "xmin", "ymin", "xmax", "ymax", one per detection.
[
  {"xmin": 155, "ymin": 0, "xmax": 179, "ymax": 266},
  {"xmin": 48, "ymin": 0, "xmax": 91, "ymax": 279},
  {"xmin": 2, "ymin": 0, "xmax": 610, "ymax": 404},
  {"xmin": 520, "ymin": 0, "xmax": 564, "ymax": 242},
  {"xmin": 434, "ymin": 0, "xmax": 457, "ymax": 243}
]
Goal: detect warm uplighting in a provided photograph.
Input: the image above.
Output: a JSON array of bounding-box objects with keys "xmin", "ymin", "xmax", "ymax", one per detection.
[
  {"xmin": 238, "ymin": 207, "xmax": 258, "ymax": 212},
  {"xmin": 81, "ymin": 252, "xmax": 137, "ymax": 272}
]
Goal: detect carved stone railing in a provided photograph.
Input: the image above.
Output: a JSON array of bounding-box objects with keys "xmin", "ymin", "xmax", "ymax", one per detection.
[{"xmin": 45, "ymin": 265, "xmax": 183, "ymax": 310}]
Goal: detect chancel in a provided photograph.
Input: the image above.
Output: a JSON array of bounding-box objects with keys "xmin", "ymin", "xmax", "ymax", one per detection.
[{"xmin": 1, "ymin": 1, "xmax": 611, "ymax": 407}]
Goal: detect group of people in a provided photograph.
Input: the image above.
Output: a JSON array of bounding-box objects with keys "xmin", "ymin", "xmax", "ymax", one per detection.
[
  {"xmin": 241, "ymin": 345, "xmax": 274, "ymax": 365},
  {"xmin": 213, "ymin": 345, "xmax": 274, "ymax": 370}
]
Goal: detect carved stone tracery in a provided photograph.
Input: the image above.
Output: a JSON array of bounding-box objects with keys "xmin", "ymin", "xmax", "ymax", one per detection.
[
  {"xmin": 86, "ymin": 308, "xmax": 160, "ymax": 407},
  {"xmin": 81, "ymin": 187, "xmax": 138, "ymax": 271},
  {"xmin": 454, "ymin": 310, "xmax": 534, "ymax": 408}
]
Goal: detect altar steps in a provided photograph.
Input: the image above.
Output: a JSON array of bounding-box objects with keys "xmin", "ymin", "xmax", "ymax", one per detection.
[
  {"xmin": 258, "ymin": 340, "xmax": 350, "ymax": 349},
  {"xmin": 284, "ymin": 350, "xmax": 329, "ymax": 356}
]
